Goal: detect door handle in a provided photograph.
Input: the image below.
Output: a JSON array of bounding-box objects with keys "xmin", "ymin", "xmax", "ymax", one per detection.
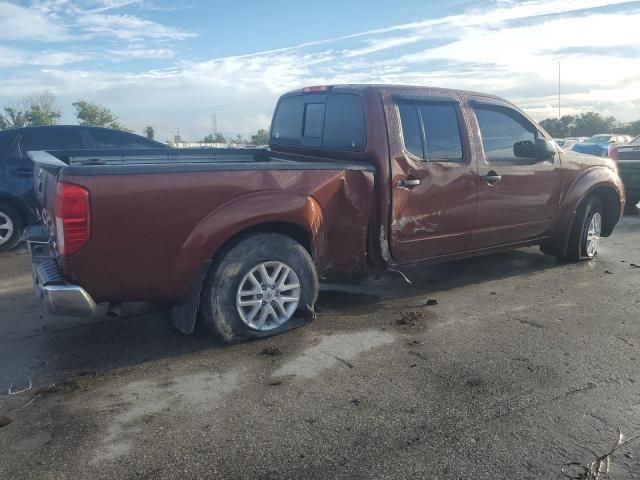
[
  {"xmin": 480, "ymin": 171, "xmax": 502, "ymax": 184},
  {"xmin": 397, "ymin": 178, "xmax": 421, "ymax": 188}
]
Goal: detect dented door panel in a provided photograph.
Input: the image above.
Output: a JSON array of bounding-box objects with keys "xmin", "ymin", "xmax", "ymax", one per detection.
[{"xmin": 383, "ymin": 90, "xmax": 478, "ymax": 263}]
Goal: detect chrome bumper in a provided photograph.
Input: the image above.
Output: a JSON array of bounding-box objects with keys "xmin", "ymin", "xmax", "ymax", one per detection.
[{"xmin": 27, "ymin": 228, "xmax": 97, "ymax": 317}]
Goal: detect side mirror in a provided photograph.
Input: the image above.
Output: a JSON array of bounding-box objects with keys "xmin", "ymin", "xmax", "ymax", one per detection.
[
  {"xmin": 534, "ymin": 138, "xmax": 556, "ymax": 160},
  {"xmin": 513, "ymin": 140, "xmax": 536, "ymax": 158}
]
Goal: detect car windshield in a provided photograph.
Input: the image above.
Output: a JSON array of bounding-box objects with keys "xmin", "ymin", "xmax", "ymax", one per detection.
[{"xmin": 584, "ymin": 135, "xmax": 612, "ymax": 144}]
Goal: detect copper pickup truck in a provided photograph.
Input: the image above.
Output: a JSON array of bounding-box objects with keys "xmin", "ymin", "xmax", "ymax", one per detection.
[{"xmin": 27, "ymin": 85, "xmax": 625, "ymax": 342}]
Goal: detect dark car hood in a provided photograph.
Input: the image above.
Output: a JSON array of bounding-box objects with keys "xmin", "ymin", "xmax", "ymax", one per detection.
[{"xmin": 572, "ymin": 142, "xmax": 607, "ymax": 156}]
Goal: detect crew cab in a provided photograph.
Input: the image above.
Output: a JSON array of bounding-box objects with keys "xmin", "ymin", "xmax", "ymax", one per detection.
[{"xmin": 27, "ymin": 85, "xmax": 625, "ymax": 342}]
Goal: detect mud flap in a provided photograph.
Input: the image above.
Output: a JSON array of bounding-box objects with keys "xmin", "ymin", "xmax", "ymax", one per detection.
[{"xmin": 171, "ymin": 260, "xmax": 212, "ymax": 334}]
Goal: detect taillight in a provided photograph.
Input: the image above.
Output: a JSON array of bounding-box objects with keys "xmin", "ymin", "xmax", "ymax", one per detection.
[
  {"xmin": 609, "ymin": 145, "xmax": 618, "ymax": 161},
  {"xmin": 55, "ymin": 182, "xmax": 90, "ymax": 256}
]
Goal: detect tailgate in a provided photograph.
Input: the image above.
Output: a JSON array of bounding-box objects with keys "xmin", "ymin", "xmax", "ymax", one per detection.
[
  {"xmin": 617, "ymin": 145, "xmax": 640, "ymax": 161},
  {"xmin": 34, "ymin": 162, "xmax": 58, "ymax": 243}
]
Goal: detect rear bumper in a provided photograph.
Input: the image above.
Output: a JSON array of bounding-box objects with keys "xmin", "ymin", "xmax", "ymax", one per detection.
[{"xmin": 26, "ymin": 226, "xmax": 97, "ymax": 317}]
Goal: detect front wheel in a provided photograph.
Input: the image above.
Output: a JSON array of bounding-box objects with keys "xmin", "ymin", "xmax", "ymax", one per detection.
[
  {"xmin": 200, "ymin": 233, "xmax": 319, "ymax": 343},
  {"xmin": 565, "ymin": 195, "xmax": 603, "ymax": 261}
]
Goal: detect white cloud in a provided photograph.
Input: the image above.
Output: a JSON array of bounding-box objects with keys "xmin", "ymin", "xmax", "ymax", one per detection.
[
  {"xmin": 77, "ymin": 12, "xmax": 195, "ymax": 41},
  {"xmin": 0, "ymin": 1, "xmax": 70, "ymax": 42},
  {"xmin": 0, "ymin": 47, "xmax": 85, "ymax": 67},
  {"xmin": 109, "ymin": 48, "xmax": 176, "ymax": 59}
]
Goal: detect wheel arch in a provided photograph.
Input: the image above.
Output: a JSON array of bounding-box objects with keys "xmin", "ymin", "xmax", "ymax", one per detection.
[
  {"xmin": 0, "ymin": 192, "xmax": 35, "ymax": 226},
  {"xmin": 589, "ymin": 185, "xmax": 621, "ymax": 237},
  {"xmin": 550, "ymin": 167, "xmax": 624, "ymax": 256},
  {"xmin": 172, "ymin": 222, "xmax": 316, "ymax": 336}
]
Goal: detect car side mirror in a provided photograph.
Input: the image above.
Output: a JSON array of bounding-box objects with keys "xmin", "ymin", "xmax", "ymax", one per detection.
[
  {"xmin": 534, "ymin": 138, "xmax": 556, "ymax": 160},
  {"xmin": 513, "ymin": 140, "xmax": 536, "ymax": 158}
]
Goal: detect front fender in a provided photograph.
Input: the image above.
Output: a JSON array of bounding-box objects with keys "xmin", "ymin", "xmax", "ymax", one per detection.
[
  {"xmin": 170, "ymin": 190, "xmax": 324, "ymax": 298},
  {"xmin": 551, "ymin": 166, "xmax": 624, "ymax": 255}
]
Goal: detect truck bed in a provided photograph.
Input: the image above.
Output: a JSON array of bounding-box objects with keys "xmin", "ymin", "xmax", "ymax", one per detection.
[{"xmin": 29, "ymin": 148, "xmax": 376, "ymax": 305}]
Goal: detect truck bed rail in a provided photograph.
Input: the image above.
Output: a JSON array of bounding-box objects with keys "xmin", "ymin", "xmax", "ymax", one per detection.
[{"xmin": 29, "ymin": 147, "xmax": 271, "ymax": 167}]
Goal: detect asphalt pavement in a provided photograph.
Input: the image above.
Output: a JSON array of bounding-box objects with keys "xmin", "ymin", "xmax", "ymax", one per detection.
[{"xmin": 1, "ymin": 215, "xmax": 640, "ymax": 479}]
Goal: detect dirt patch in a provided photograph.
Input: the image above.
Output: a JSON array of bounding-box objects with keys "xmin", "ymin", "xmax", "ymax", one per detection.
[
  {"xmin": 34, "ymin": 380, "xmax": 81, "ymax": 396},
  {"xmin": 316, "ymin": 290, "xmax": 382, "ymax": 316},
  {"xmin": 517, "ymin": 318, "xmax": 545, "ymax": 329},
  {"xmin": 259, "ymin": 346, "xmax": 283, "ymax": 357},
  {"xmin": 0, "ymin": 416, "xmax": 12, "ymax": 428},
  {"xmin": 395, "ymin": 309, "xmax": 429, "ymax": 327}
]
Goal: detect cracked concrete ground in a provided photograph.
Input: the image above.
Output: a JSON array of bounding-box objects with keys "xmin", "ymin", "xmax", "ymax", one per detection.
[{"xmin": 1, "ymin": 215, "xmax": 640, "ymax": 479}]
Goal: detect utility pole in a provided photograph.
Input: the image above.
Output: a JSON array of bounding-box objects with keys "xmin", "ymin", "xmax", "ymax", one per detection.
[{"xmin": 558, "ymin": 61, "xmax": 561, "ymax": 120}]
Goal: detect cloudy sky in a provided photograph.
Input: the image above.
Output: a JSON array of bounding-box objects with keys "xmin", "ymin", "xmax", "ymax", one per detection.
[{"xmin": 0, "ymin": 0, "xmax": 639, "ymax": 141}]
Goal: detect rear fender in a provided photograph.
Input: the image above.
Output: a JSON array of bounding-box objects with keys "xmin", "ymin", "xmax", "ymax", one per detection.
[
  {"xmin": 551, "ymin": 166, "xmax": 624, "ymax": 255},
  {"xmin": 171, "ymin": 191, "xmax": 324, "ymax": 298}
]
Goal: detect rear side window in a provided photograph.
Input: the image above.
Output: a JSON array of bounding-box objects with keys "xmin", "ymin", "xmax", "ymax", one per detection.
[
  {"xmin": 323, "ymin": 95, "xmax": 366, "ymax": 150},
  {"xmin": 272, "ymin": 97, "xmax": 304, "ymax": 144},
  {"xmin": 92, "ymin": 129, "xmax": 161, "ymax": 149},
  {"xmin": 398, "ymin": 102, "xmax": 464, "ymax": 161},
  {"xmin": 272, "ymin": 93, "xmax": 366, "ymax": 151},
  {"xmin": 0, "ymin": 132, "xmax": 16, "ymax": 156},
  {"xmin": 19, "ymin": 129, "xmax": 84, "ymax": 157}
]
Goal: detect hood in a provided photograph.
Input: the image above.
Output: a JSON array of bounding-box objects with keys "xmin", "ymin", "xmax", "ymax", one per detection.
[{"xmin": 562, "ymin": 149, "xmax": 617, "ymax": 172}]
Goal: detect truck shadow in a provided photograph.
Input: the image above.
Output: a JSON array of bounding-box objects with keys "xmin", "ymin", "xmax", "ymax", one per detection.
[
  {"xmin": 0, "ymin": 246, "xmax": 568, "ymax": 392},
  {"xmin": 317, "ymin": 246, "xmax": 559, "ymax": 314}
]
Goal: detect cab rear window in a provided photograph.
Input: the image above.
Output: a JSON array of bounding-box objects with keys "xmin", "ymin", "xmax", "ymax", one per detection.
[{"xmin": 271, "ymin": 93, "xmax": 366, "ymax": 151}]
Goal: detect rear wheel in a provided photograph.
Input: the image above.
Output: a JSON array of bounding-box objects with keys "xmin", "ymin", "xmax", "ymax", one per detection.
[
  {"xmin": 200, "ymin": 233, "xmax": 319, "ymax": 343},
  {"xmin": 0, "ymin": 202, "xmax": 24, "ymax": 252},
  {"xmin": 564, "ymin": 195, "xmax": 603, "ymax": 261}
]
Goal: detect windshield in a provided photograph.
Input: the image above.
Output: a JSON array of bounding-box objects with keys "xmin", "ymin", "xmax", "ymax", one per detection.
[{"xmin": 585, "ymin": 135, "xmax": 612, "ymax": 144}]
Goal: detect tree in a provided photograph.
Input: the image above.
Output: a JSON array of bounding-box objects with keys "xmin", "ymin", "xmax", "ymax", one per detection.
[
  {"xmin": 0, "ymin": 91, "xmax": 60, "ymax": 129},
  {"xmin": 251, "ymin": 128, "xmax": 269, "ymax": 145},
  {"xmin": 203, "ymin": 133, "xmax": 227, "ymax": 143},
  {"xmin": 144, "ymin": 126, "xmax": 155, "ymax": 140},
  {"xmin": 539, "ymin": 118, "xmax": 570, "ymax": 138},
  {"xmin": 628, "ymin": 120, "xmax": 640, "ymax": 136},
  {"xmin": 0, "ymin": 107, "xmax": 29, "ymax": 129},
  {"xmin": 23, "ymin": 91, "xmax": 60, "ymax": 126},
  {"xmin": 232, "ymin": 134, "xmax": 245, "ymax": 144},
  {"xmin": 571, "ymin": 112, "xmax": 617, "ymax": 137},
  {"xmin": 537, "ymin": 112, "xmax": 625, "ymax": 138},
  {"xmin": 72, "ymin": 100, "xmax": 129, "ymax": 131}
]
